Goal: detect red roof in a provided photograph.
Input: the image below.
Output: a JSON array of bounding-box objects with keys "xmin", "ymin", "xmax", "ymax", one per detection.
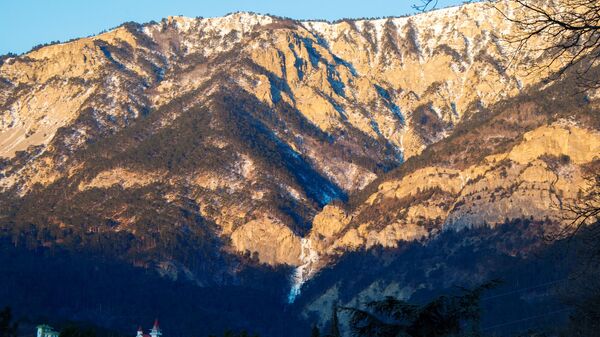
[{"xmin": 153, "ymin": 319, "xmax": 159, "ymax": 330}]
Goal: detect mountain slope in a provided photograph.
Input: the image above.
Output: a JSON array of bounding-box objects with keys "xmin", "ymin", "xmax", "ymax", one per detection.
[
  {"xmin": 0, "ymin": 1, "xmax": 599, "ymax": 335},
  {"xmin": 0, "ymin": 1, "xmax": 564, "ymax": 267},
  {"xmin": 294, "ymin": 69, "xmax": 600, "ymax": 322}
]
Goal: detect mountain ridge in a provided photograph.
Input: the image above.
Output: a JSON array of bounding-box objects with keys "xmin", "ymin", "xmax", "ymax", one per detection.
[{"xmin": 1, "ymin": 1, "xmax": 599, "ymax": 335}]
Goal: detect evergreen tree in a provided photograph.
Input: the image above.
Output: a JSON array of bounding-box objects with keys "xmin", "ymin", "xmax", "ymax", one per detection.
[
  {"xmin": 341, "ymin": 280, "xmax": 500, "ymax": 337},
  {"xmin": 59, "ymin": 325, "xmax": 97, "ymax": 337},
  {"xmin": 0, "ymin": 307, "xmax": 17, "ymax": 337},
  {"xmin": 213, "ymin": 330, "xmax": 259, "ymax": 337},
  {"xmin": 310, "ymin": 325, "xmax": 320, "ymax": 337},
  {"xmin": 329, "ymin": 303, "xmax": 341, "ymax": 337},
  {"xmin": 0, "ymin": 307, "xmax": 18, "ymax": 337}
]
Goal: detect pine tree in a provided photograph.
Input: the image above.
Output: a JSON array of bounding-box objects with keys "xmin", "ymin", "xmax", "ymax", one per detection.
[
  {"xmin": 59, "ymin": 325, "xmax": 96, "ymax": 337},
  {"xmin": 0, "ymin": 307, "xmax": 18, "ymax": 337},
  {"xmin": 310, "ymin": 325, "xmax": 320, "ymax": 337},
  {"xmin": 342, "ymin": 280, "xmax": 501, "ymax": 337},
  {"xmin": 329, "ymin": 303, "xmax": 341, "ymax": 337}
]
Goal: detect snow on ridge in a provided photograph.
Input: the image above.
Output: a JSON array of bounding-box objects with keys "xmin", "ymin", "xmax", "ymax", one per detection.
[
  {"xmin": 173, "ymin": 12, "xmax": 275, "ymax": 35},
  {"xmin": 140, "ymin": 1, "xmax": 494, "ymax": 61},
  {"xmin": 165, "ymin": 16, "xmax": 196, "ymax": 32},
  {"xmin": 145, "ymin": 1, "xmax": 483, "ymax": 45},
  {"xmin": 143, "ymin": 12, "xmax": 276, "ymax": 39},
  {"xmin": 302, "ymin": 21, "xmax": 337, "ymax": 39},
  {"xmin": 300, "ymin": 1, "xmax": 489, "ymax": 51}
]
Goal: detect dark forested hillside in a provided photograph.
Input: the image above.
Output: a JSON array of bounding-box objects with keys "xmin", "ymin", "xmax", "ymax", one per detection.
[{"xmin": 0, "ymin": 238, "xmax": 306, "ymax": 337}]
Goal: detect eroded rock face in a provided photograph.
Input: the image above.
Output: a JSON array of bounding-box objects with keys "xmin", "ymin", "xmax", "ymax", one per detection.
[
  {"xmin": 231, "ymin": 218, "xmax": 302, "ymax": 266},
  {"xmin": 311, "ymin": 205, "xmax": 350, "ymax": 239},
  {"xmin": 1, "ymin": 1, "xmax": 554, "ymax": 192},
  {"xmin": 312, "ymin": 122, "xmax": 600, "ymax": 258},
  {"xmin": 508, "ymin": 123, "xmax": 600, "ymax": 165},
  {"xmin": 280, "ymin": 121, "xmax": 599, "ymax": 290},
  {"xmin": 79, "ymin": 168, "xmax": 164, "ymax": 190},
  {"xmin": 0, "ymin": 26, "xmax": 157, "ymax": 160},
  {"xmin": 296, "ymin": 120, "xmax": 600, "ymax": 321},
  {"xmin": 0, "ymin": 0, "xmax": 598, "ymax": 284}
]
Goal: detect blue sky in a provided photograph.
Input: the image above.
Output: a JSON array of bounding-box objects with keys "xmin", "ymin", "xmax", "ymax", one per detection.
[{"xmin": 0, "ymin": 0, "xmax": 465, "ymax": 55}]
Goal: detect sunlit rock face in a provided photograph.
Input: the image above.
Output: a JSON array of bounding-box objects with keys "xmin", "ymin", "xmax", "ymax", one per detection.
[
  {"xmin": 313, "ymin": 122, "xmax": 600, "ymax": 252},
  {"xmin": 0, "ymin": 0, "xmax": 599, "ymax": 292}
]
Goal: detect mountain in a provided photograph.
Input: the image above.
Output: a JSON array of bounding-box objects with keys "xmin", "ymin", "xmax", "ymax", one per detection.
[{"xmin": 0, "ymin": 1, "xmax": 599, "ymax": 336}]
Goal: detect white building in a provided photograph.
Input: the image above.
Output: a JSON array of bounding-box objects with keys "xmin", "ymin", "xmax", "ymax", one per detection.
[
  {"xmin": 37, "ymin": 325, "xmax": 59, "ymax": 337},
  {"xmin": 136, "ymin": 320, "xmax": 162, "ymax": 337}
]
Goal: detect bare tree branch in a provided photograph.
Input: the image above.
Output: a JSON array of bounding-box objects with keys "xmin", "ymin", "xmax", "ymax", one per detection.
[
  {"xmin": 545, "ymin": 168, "xmax": 600, "ymax": 268},
  {"xmin": 560, "ymin": 171, "xmax": 600, "ymax": 235},
  {"xmin": 413, "ymin": 0, "xmax": 440, "ymax": 12},
  {"xmin": 495, "ymin": 0, "xmax": 600, "ymax": 86}
]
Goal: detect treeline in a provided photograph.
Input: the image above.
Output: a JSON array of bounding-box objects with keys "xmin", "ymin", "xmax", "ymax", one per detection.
[{"xmin": 0, "ymin": 240, "xmax": 304, "ymax": 337}]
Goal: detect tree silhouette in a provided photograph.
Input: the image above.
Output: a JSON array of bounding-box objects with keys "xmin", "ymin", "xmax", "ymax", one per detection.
[
  {"xmin": 546, "ymin": 171, "xmax": 600, "ymax": 265},
  {"xmin": 59, "ymin": 326, "xmax": 97, "ymax": 337},
  {"xmin": 211, "ymin": 330, "xmax": 259, "ymax": 337},
  {"xmin": 329, "ymin": 303, "xmax": 341, "ymax": 337},
  {"xmin": 0, "ymin": 308, "xmax": 18, "ymax": 337},
  {"xmin": 341, "ymin": 280, "xmax": 500, "ymax": 337},
  {"xmin": 413, "ymin": 0, "xmax": 439, "ymax": 12},
  {"xmin": 564, "ymin": 287, "xmax": 600, "ymax": 336},
  {"xmin": 497, "ymin": 0, "xmax": 600, "ymax": 87},
  {"xmin": 413, "ymin": 0, "xmax": 474, "ymax": 13},
  {"xmin": 310, "ymin": 325, "xmax": 321, "ymax": 337},
  {"xmin": 555, "ymin": 172, "xmax": 600, "ymax": 336}
]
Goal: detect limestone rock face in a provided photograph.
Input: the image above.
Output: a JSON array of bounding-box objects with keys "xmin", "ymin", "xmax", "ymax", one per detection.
[
  {"xmin": 296, "ymin": 117, "xmax": 599, "ymax": 321},
  {"xmin": 311, "ymin": 205, "xmax": 350, "ymax": 239},
  {"xmin": 79, "ymin": 168, "xmax": 164, "ymax": 190},
  {"xmin": 508, "ymin": 124, "xmax": 600, "ymax": 165},
  {"xmin": 231, "ymin": 218, "xmax": 302, "ymax": 266},
  {"xmin": 316, "ymin": 122, "xmax": 600, "ymax": 258}
]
